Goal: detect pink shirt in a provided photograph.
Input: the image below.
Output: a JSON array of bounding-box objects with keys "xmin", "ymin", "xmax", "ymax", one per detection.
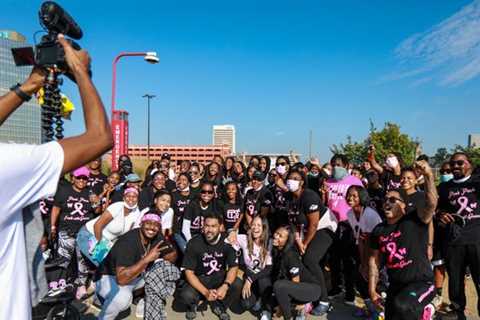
[{"xmin": 325, "ymin": 175, "xmax": 363, "ymax": 222}]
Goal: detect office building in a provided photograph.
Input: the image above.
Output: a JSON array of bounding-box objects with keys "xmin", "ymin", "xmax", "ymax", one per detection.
[
  {"xmin": 128, "ymin": 144, "xmax": 232, "ymax": 164},
  {"xmin": 468, "ymin": 134, "xmax": 480, "ymax": 148},
  {"xmin": 0, "ymin": 30, "xmax": 41, "ymax": 144},
  {"xmin": 213, "ymin": 125, "xmax": 236, "ymax": 154}
]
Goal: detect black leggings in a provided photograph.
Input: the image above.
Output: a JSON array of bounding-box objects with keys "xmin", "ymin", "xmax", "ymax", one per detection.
[
  {"xmin": 385, "ymin": 281, "xmax": 435, "ymax": 320},
  {"xmin": 273, "ymin": 280, "xmax": 321, "ymax": 320},
  {"xmin": 238, "ymin": 277, "xmax": 273, "ymax": 311},
  {"xmin": 302, "ymin": 229, "xmax": 333, "ymax": 302}
]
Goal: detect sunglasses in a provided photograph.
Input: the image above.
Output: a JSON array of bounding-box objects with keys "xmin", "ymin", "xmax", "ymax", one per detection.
[
  {"xmin": 75, "ymin": 175, "xmax": 89, "ymax": 181},
  {"xmin": 385, "ymin": 196, "xmax": 404, "ymax": 204},
  {"xmin": 449, "ymin": 160, "xmax": 466, "ymax": 167},
  {"xmin": 201, "ymin": 190, "xmax": 214, "ymax": 195},
  {"xmin": 440, "ymin": 169, "xmax": 452, "ymax": 174},
  {"xmin": 277, "ymin": 162, "xmax": 287, "ymax": 166}
]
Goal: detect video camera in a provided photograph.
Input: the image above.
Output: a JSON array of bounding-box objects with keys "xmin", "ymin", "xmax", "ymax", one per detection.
[{"xmin": 11, "ymin": 1, "xmax": 84, "ymax": 78}]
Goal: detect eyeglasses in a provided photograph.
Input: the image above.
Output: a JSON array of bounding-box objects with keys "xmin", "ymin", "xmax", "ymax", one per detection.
[
  {"xmin": 201, "ymin": 190, "xmax": 214, "ymax": 195},
  {"xmin": 449, "ymin": 160, "xmax": 466, "ymax": 167},
  {"xmin": 75, "ymin": 176, "xmax": 89, "ymax": 181},
  {"xmin": 385, "ymin": 196, "xmax": 404, "ymax": 204},
  {"xmin": 440, "ymin": 169, "xmax": 452, "ymax": 174},
  {"xmin": 277, "ymin": 162, "xmax": 287, "ymax": 166}
]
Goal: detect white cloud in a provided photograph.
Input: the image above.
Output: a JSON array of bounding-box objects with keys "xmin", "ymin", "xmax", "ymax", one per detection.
[{"xmin": 387, "ymin": 0, "xmax": 480, "ymax": 86}]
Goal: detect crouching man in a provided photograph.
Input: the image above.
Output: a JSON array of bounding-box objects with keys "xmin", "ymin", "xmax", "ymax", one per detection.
[
  {"xmin": 173, "ymin": 212, "xmax": 242, "ymax": 320},
  {"xmin": 96, "ymin": 214, "xmax": 177, "ymax": 320}
]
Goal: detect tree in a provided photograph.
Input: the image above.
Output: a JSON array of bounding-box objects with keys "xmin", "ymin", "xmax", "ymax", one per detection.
[
  {"xmin": 432, "ymin": 148, "xmax": 451, "ymax": 167},
  {"xmin": 330, "ymin": 122, "xmax": 420, "ymax": 166},
  {"xmin": 451, "ymin": 145, "xmax": 480, "ymax": 168}
]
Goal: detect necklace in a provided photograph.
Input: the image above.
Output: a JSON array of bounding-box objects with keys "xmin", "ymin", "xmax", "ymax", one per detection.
[{"xmin": 138, "ymin": 229, "xmax": 151, "ymax": 257}]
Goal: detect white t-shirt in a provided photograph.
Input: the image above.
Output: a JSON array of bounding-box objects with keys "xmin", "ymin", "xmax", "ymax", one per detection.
[
  {"xmin": 137, "ymin": 207, "xmax": 174, "ymax": 231},
  {"xmin": 346, "ymin": 206, "xmax": 382, "ymax": 245},
  {"xmin": 86, "ymin": 202, "xmax": 141, "ymax": 242},
  {"xmin": 0, "ymin": 142, "xmax": 64, "ymax": 320},
  {"xmin": 229, "ymin": 234, "xmax": 272, "ymax": 273}
]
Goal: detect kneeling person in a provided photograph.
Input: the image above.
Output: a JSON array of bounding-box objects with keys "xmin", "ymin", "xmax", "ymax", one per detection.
[
  {"xmin": 96, "ymin": 214, "xmax": 177, "ymax": 320},
  {"xmin": 174, "ymin": 212, "xmax": 241, "ymax": 320}
]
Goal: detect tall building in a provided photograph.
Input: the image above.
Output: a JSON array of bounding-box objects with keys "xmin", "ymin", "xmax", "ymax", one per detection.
[
  {"xmin": 128, "ymin": 144, "xmax": 231, "ymax": 164},
  {"xmin": 468, "ymin": 134, "xmax": 480, "ymax": 148},
  {"xmin": 212, "ymin": 124, "xmax": 235, "ymax": 154},
  {"xmin": 0, "ymin": 30, "xmax": 41, "ymax": 144}
]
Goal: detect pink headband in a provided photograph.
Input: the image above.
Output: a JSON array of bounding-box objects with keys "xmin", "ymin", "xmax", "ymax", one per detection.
[
  {"xmin": 124, "ymin": 187, "xmax": 139, "ymax": 196},
  {"xmin": 141, "ymin": 213, "xmax": 161, "ymax": 224}
]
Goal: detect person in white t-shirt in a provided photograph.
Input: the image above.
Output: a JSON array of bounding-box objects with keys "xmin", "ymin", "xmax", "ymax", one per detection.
[
  {"xmin": 345, "ymin": 185, "xmax": 382, "ymax": 311},
  {"xmin": 0, "ymin": 34, "xmax": 112, "ymax": 320},
  {"xmin": 76, "ymin": 187, "xmax": 142, "ymax": 298},
  {"xmin": 138, "ymin": 190, "xmax": 174, "ymax": 237}
]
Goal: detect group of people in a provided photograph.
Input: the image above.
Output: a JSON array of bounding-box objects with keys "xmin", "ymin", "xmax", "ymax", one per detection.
[
  {"xmin": 0, "ymin": 34, "xmax": 478, "ymax": 320},
  {"xmin": 35, "ymin": 146, "xmax": 480, "ymax": 320}
]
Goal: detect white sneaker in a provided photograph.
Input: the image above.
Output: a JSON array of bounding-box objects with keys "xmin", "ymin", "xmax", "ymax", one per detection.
[
  {"xmin": 260, "ymin": 311, "xmax": 272, "ymax": 320},
  {"xmin": 135, "ymin": 298, "xmax": 145, "ymax": 318}
]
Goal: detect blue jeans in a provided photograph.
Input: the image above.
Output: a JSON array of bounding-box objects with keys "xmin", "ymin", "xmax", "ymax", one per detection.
[
  {"xmin": 173, "ymin": 233, "xmax": 187, "ymax": 253},
  {"xmin": 76, "ymin": 226, "xmax": 111, "ymax": 267}
]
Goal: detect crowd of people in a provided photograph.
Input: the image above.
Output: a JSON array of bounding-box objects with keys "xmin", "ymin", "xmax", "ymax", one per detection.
[
  {"xmin": 1, "ymin": 34, "xmax": 479, "ymax": 320},
  {"xmin": 35, "ymin": 148, "xmax": 479, "ymax": 320}
]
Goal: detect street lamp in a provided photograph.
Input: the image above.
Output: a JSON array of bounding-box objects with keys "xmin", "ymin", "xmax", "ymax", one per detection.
[
  {"xmin": 111, "ymin": 51, "xmax": 159, "ymax": 170},
  {"xmin": 142, "ymin": 94, "xmax": 155, "ymax": 161}
]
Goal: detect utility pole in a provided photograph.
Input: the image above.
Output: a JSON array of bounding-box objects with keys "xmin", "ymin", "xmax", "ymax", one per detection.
[
  {"xmin": 142, "ymin": 94, "xmax": 155, "ymax": 161},
  {"xmin": 309, "ymin": 129, "xmax": 313, "ymax": 159}
]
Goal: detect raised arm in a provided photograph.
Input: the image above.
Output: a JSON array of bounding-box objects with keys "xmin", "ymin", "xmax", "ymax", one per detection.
[
  {"xmin": 415, "ymin": 160, "xmax": 438, "ymax": 224},
  {"xmin": 55, "ymin": 34, "xmax": 112, "ymax": 174}
]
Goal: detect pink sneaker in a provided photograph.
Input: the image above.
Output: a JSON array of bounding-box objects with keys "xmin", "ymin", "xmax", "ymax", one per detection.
[
  {"xmin": 422, "ymin": 304, "xmax": 435, "ymax": 320},
  {"xmin": 76, "ymin": 286, "xmax": 88, "ymax": 300}
]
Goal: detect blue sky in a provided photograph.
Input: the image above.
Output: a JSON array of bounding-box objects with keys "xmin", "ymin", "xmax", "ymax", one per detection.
[{"xmin": 2, "ymin": 0, "xmax": 480, "ymax": 161}]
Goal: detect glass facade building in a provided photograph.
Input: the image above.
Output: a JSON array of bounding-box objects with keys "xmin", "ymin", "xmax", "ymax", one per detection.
[{"xmin": 0, "ymin": 30, "xmax": 41, "ymax": 144}]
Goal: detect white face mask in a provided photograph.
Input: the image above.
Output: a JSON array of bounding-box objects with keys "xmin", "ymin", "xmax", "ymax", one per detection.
[
  {"xmin": 124, "ymin": 203, "xmax": 138, "ymax": 210},
  {"xmin": 276, "ymin": 165, "xmax": 287, "ymax": 175},
  {"xmin": 286, "ymin": 179, "xmax": 300, "ymax": 192},
  {"xmin": 386, "ymin": 156, "xmax": 399, "ymax": 169}
]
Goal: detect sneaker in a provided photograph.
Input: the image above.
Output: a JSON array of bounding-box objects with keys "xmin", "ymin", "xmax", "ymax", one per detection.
[
  {"xmin": 76, "ymin": 285, "xmax": 88, "ymax": 300},
  {"xmin": 328, "ymin": 287, "xmax": 343, "ymax": 298},
  {"xmin": 260, "ymin": 311, "xmax": 272, "ymax": 320},
  {"xmin": 135, "ymin": 298, "xmax": 145, "ymax": 318},
  {"xmin": 422, "ymin": 304, "xmax": 435, "ymax": 320},
  {"xmin": 46, "ymin": 287, "xmax": 65, "ymax": 298},
  {"xmin": 185, "ymin": 305, "xmax": 197, "ymax": 320},
  {"xmin": 311, "ymin": 302, "xmax": 332, "ymax": 316},
  {"xmin": 294, "ymin": 308, "xmax": 306, "ymax": 320},
  {"xmin": 211, "ymin": 304, "xmax": 230, "ymax": 320}
]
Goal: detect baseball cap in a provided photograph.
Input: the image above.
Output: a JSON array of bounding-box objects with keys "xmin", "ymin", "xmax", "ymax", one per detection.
[
  {"xmin": 73, "ymin": 166, "xmax": 90, "ymax": 178},
  {"xmin": 126, "ymin": 173, "xmax": 142, "ymax": 183},
  {"xmin": 252, "ymin": 170, "xmax": 266, "ymax": 181}
]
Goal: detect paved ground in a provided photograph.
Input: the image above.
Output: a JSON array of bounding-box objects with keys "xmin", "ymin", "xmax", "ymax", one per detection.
[{"xmin": 77, "ymin": 276, "xmax": 480, "ymax": 319}]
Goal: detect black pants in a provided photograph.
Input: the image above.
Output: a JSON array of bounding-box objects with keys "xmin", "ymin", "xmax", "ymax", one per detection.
[
  {"xmin": 172, "ymin": 272, "xmax": 242, "ymax": 313},
  {"xmin": 234, "ymin": 276, "xmax": 273, "ymax": 312},
  {"xmin": 446, "ymin": 243, "xmax": 480, "ymax": 316},
  {"xmin": 343, "ymin": 243, "xmax": 369, "ymax": 300},
  {"xmin": 273, "ymin": 280, "xmax": 321, "ymax": 320},
  {"xmin": 303, "ymin": 229, "xmax": 333, "ymax": 302},
  {"xmin": 329, "ymin": 222, "xmax": 352, "ymax": 295},
  {"xmin": 385, "ymin": 281, "xmax": 435, "ymax": 320}
]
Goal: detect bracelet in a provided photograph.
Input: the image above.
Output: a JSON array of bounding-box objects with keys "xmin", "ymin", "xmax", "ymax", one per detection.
[
  {"xmin": 10, "ymin": 83, "xmax": 32, "ymax": 102},
  {"xmin": 223, "ymin": 281, "xmax": 231, "ymax": 288}
]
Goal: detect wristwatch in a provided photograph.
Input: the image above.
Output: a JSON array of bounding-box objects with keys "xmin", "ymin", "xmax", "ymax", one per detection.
[{"xmin": 10, "ymin": 83, "xmax": 32, "ymax": 102}]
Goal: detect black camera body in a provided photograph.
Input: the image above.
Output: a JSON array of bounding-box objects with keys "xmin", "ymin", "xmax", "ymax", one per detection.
[{"xmin": 11, "ymin": 1, "xmax": 83, "ymax": 74}]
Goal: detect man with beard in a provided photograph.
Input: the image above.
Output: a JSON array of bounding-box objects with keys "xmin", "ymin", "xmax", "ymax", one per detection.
[
  {"xmin": 96, "ymin": 214, "xmax": 177, "ymax": 320},
  {"xmin": 437, "ymin": 153, "xmax": 480, "ymax": 320},
  {"xmin": 368, "ymin": 160, "xmax": 437, "ymax": 320},
  {"xmin": 174, "ymin": 213, "xmax": 241, "ymax": 320}
]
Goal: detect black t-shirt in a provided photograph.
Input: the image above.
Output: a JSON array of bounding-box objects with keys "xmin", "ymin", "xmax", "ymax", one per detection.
[
  {"xmin": 370, "ymin": 212, "xmax": 433, "ymax": 285},
  {"xmin": 54, "ymin": 184, "xmax": 94, "ymax": 234},
  {"xmin": 182, "ymin": 234, "xmax": 238, "ymax": 277},
  {"xmin": 138, "ymin": 186, "xmax": 164, "ymax": 211},
  {"xmin": 244, "ymin": 186, "xmax": 273, "ymax": 217},
  {"xmin": 272, "ymin": 248, "xmax": 319, "ymax": 285},
  {"xmin": 223, "ymin": 201, "xmax": 243, "ymax": 231},
  {"xmin": 405, "ymin": 191, "xmax": 426, "ymax": 215},
  {"xmin": 286, "ymin": 189, "xmax": 326, "ymax": 227},
  {"xmin": 100, "ymin": 228, "xmax": 174, "ymax": 277},
  {"xmin": 367, "ymin": 186, "xmax": 386, "ymax": 219},
  {"xmin": 381, "ymin": 171, "xmax": 402, "ymax": 191},
  {"xmin": 438, "ymin": 176, "xmax": 480, "ymax": 244},
  {"xmin": 87, "ymin": 173, "xmax": 108, "ymax": 195},
  {"xmin": 184, "ymin": 200, "xmax": 223, "ymax": 236},
  {"xmin": 273, "ymin": 185, "xmax": 288, "ymax": 213},
  {"xmin": 172, "ymin": 191, "xmax": 194, "ymax": 233}
]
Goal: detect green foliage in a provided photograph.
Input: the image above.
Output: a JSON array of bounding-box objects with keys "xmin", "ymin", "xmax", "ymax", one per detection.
[
  {"xmin": 330, "ymin": 122, "xmax": 420, "ymax": 166},
  {"xmin": 451, "ymin": 145, "xmax": 480, "ymax": 167}
]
